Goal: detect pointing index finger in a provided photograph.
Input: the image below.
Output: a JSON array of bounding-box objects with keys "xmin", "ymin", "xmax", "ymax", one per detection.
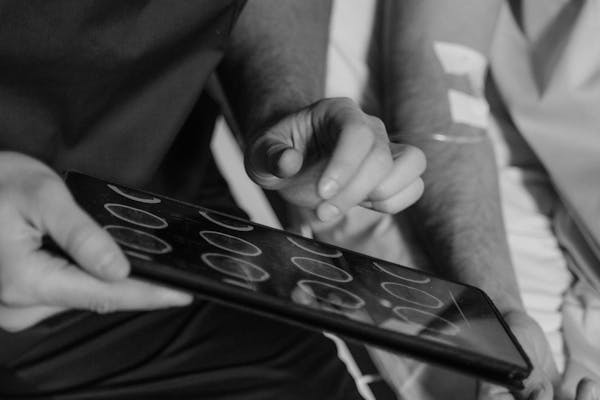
[{"xmin": 316, "ymin": 101, "xmax": 381, "ymax": 200}]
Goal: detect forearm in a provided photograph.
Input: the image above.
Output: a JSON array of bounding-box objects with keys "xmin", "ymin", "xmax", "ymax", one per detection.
[
  {"xmin": 381, "ymin": 0, "xmax": 523, "ymax": 312},
  {"xmin": 219, "ymin": 0, "xmax": 331, "ymax": 138},
  {"xmin": 409, "ymin": 139, "xmax": 522, "ymax": 310}
]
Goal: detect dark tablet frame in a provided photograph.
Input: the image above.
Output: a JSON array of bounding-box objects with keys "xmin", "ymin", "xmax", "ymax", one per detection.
[{"xmin": 65, "ymin": 171, "xmax": 532, "ymax": 389}]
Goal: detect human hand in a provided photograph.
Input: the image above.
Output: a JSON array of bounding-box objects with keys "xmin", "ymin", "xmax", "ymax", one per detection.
[
  {"xmin": 0, "ymin": 153, "xmax": 192, "ymax": 332},
  {"xmin": 245, "ymin": 98, "xmax": 426, "ymax": 221},
  {"xmin": 574, "ymin": 379, "xmax": 600, "ymax": 400},
  {"xmin": 477, "ymin": 310, "xmax": 599, "ymax": 400}
]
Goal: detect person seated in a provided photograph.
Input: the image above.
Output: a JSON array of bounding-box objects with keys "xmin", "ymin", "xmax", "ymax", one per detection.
[
  {"xmin": 313, "ymin": 0, "xmax": 600, "ymax": 399},
  {"xmin": 0, "ymin": 1, "xmax": 426, "ymax": 398}
]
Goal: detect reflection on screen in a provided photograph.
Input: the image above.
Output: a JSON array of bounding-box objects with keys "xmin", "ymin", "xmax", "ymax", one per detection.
[{"xmin": 69, "ymin": 174, "xmax": 530, "ymax": 375}]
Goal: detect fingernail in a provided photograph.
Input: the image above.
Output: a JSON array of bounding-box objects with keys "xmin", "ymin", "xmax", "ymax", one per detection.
[
  {"xmin": 317, "ymin": 203, "xmax": 340, "ymax": 222},
  {"xmin": 163, "ymin": 289, "xmax": 193, "ymax": 306},
  {"xmin": 319, "ymin": 178, "xmax": 339, "ymax": 200}
]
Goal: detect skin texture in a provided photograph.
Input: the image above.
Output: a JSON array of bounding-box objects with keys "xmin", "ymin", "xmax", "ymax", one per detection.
[
  {"xmin": 220, "ymin": 0, "xmax": 425, "ymax": 222},
  {"xmin": 0, "ymin": 0, "xmax": 426, "ymax": 333},
  {"xmin": 379, "ymin": 0, "xmax": 598, "ymax": 399}
]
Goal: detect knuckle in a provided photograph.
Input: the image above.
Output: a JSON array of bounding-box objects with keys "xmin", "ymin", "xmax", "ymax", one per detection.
[
  {"xmin": 371, "ymin": 146, "xmax": 394, "ymax": 170},
  {"xmin": 314, "ymin": 97, "xmax": 355, "ymax": 114},
  {"xmin": 341, "ymin": 124, "xmax": 377, "ymax": 150},
  {"xmin": 367, "ymin": 115, "xmax": 387, "ymax": 134},
  {"xmin": 343, "ymin": 121, "xmax": 372, "ymax": 137},
  {"xmin": 331, "ymin": 97, "xmax": 356, "ymax": 108}
]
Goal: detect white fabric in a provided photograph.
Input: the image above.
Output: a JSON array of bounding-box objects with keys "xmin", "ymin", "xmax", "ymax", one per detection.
[
  {"xmin": 491, "ymin": 1, "xmax": 600, "ymax": 286},
  {"xmin": 432, "ymin": 41, "xmax": 487, "ymax": 93},
  {"xmin": 446, "ymin": 89, "xmax": 490, "ymax": 129},
  {"xmin": 490, "ymin": 2, "xmax": 600, "ymax": 396},
  {"xmin": 324, "ymin": 0, "xmax": 600, "ymax": 398},
  {"xmin": 487, "ymin": 102, "xmax": 571, "ymax": 372},
  {"xmin": 326, "ymin": 0, "xmax": 379, "ymax": 114}
]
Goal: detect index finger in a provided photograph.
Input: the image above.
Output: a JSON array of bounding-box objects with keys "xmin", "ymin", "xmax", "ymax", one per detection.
[{"xmin": 314, "ymin": 100, "xmax": 382, "ymax": 199}]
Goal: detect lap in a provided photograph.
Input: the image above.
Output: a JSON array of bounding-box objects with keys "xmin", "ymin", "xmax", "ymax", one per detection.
[{"xmin": 0, "ymin": 301, "xmax": 361, "ymax": 399}]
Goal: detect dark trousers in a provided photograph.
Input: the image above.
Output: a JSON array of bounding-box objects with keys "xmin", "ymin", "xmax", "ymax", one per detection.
[{"xmin": 0, "ymin": 301, "xmax": 362, "ymax": 399}]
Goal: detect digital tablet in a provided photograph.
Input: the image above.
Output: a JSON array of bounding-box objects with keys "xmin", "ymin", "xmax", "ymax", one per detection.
[{"xmin": 64, "ymin": 171, "xmax": 532, "ymax": 389}]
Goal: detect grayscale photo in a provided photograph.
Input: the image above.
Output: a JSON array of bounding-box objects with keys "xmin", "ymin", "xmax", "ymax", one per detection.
[{"xmin": 0, "ymin": 1, "xmax": 598, "ymax": 400}]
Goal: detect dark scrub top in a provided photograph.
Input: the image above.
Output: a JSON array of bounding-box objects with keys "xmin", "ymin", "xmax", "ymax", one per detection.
[{"xmin": 0, "ymin": 2, "xmax": 361, "ymax": 399}]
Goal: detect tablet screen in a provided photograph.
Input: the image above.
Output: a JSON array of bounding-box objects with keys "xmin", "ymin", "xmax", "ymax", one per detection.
[{"xmin": 66, "ymin": 172, "xmax": 531, "ymax": 387}]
